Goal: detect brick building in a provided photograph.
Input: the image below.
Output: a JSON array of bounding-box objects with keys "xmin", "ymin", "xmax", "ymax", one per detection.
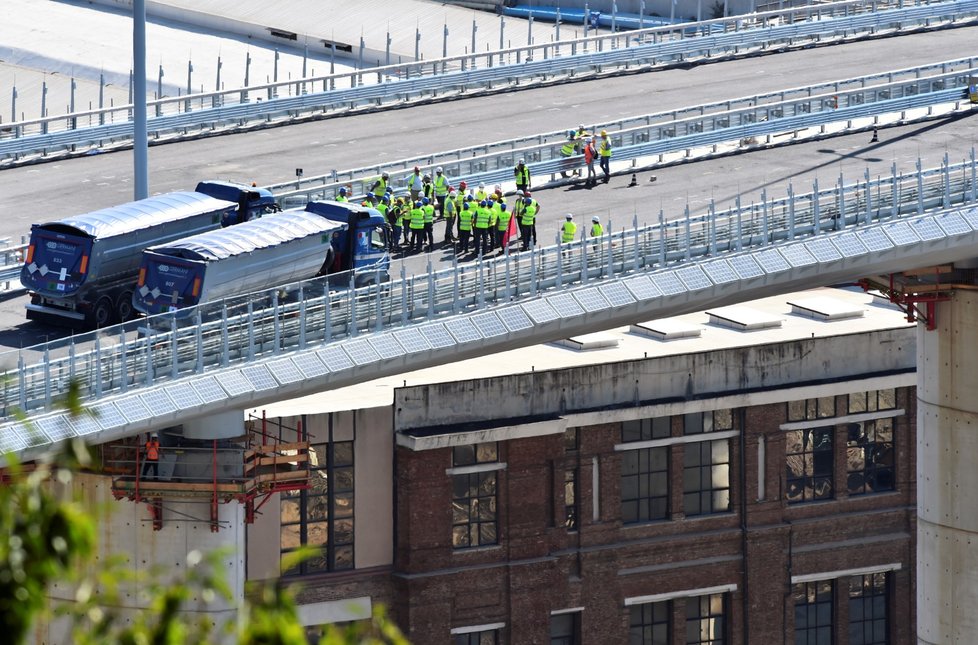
[{"xmin": 245, "ymin": 287, "xmax": 917, "ymax": 644}]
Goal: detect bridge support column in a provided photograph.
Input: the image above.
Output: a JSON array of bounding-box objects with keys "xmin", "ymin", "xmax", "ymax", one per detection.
[
  {"xmin": 917, "ymin": 290, "xmax": 978, "ymax": 643},
  {"xmin": 183, "ymin": 409, "xmax": 244, "ymax": 440}
]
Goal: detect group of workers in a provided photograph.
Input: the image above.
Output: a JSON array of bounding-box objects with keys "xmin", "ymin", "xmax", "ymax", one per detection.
[
  {"xmin": 559, "ymin": 125, "xmax": 614, "ymax": 187},
  {"xmin": 330, "ymin": 125, "xmax": 614, "ymax": 254}
]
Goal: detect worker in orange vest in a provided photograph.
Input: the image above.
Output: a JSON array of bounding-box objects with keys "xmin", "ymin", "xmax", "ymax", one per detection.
[{"xmin": 142, "ymin": 433, "xmax": 161, "ymax": 480}]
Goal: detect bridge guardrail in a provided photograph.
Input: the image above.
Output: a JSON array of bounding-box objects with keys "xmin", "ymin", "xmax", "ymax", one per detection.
[
  {"xmin": 2, "ymin": 0, "xmax": 976, "ymax": 164},
  {"xmin": 2, "ymin": 152, "xmax": 975, "ymax": 422},
  {"xmin": 270, "ymin": 68, "xmax": 975, "ymax": 206}
]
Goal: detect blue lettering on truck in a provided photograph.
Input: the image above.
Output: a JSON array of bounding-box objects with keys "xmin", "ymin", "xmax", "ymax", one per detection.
[
  {"xmin": 22, "ymin": 230, "xmax": 93, "ymax": 296},
  {"xmin": 137, "ymin": 256, "xmax": 204, "ymax": 314}
]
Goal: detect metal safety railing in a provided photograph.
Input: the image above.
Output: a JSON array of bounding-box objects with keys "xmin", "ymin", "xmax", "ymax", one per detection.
[
  {"xmin": 266, "ymin": 59, "xmax": 978, "ymax": 206},
  {"xmin": 2, "ymin": 152, "xmax": 976, "ymax": 420},
  {"xmin": 1, "ymin": 0, "xmax": 975, "ymax": 164},
  {"xmin": 2, "ymin": 59, "xmax": 970, "ymax": 298}
]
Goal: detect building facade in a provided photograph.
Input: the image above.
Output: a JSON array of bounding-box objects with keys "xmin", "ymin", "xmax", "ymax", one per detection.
[{"xmin": 245, "ymin": 290, "xmax": 917, "ymax": 644}]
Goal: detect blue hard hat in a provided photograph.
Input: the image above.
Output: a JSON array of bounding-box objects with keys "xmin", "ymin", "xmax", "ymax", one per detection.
[
  {"xmin": 462, "ymin": 202, "xmax": 470, "ymax": 210},
  {"xmin": 339, "ymin": 187, "xmax": 347, "ymax": 195},
  {"xmin": 466, "ymin": 194, "xmax": 474, "ymax": 201},
  {"xmin": 480, "ymin": 200, "xmax": 488, "ymax": 207},
  {"xmin": 382, "ymin": 195, "xmax": 390, "ymax": 203},
  {"xmin": 524, "ymin": 197, "xmax": 532, "ymax": 205},
  {"xmin": 500, "ymin": 203, "xmax": 507, "ymax": 211},
  {"xmin": 422, "ymin": 197, "xmax": 429, "ymax": 205},
  {"xmin": 415, "ymin": 201, "xmax": 422, "ymax": 208}
]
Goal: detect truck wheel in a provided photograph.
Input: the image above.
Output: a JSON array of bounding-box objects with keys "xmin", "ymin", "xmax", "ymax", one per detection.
[
  {"xmin": 116, "ymin": 290, "xmax": 135, "ymax": 322},
  {"xmin": 91, "ymin": 296, "xmax": 114, "ymax": 328}
]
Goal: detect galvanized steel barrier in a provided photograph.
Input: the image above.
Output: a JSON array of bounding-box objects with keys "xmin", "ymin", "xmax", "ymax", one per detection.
[
  {"xmin": 2, "ymin": 152, "xmax": 975, "ymax": 430},
  {"xmin": 268, "ymin": 61, "xmax": 978, "ymax": 206},
  {"xmin": 1, "ymin": 0, "xmax": 976, "ymax": 164}
]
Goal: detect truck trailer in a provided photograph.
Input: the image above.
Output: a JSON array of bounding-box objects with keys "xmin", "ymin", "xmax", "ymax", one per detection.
[
  {"xmin": 21, "ymin": 182, "xmax": 277, "ymax": 328},
  {"xmin": 132, "ymin": 201, "xmax": 390, "ymax": 317}
]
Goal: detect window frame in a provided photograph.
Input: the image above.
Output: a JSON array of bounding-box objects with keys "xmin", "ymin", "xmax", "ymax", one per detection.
[
  {"xmin": 621, "ymin": 445, "xmax": 670, "ymax": 524},
  {"xmin": 846, "ymin": 418, "xmax": 895, "ymax": 496},
  {"xmin": 280, "ymin": 440, "xmax": 355, "ymax": 576},
  {"xmin": 785, "ymin": 427, "xmax": 834, "ymax": 504},
  {"xmin": 793, "ymin": 579, "xmax": 834, "ymax": 645},
  {"xmin": 682, "ymin": 439, "xmax": 732, "ymax": 517},
  {"xmin": 848, "ymin": 572, "xmax": 889, "ymax": 645}
]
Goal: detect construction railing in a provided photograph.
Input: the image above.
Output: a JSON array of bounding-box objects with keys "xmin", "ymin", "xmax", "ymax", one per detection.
[
  {"xmin": 1, "ymin": 0, "xmax": 975, "ymax": 164},
  {"xmin": 2, "ymin": 152, "xmax": 975, "ymax": 424}
]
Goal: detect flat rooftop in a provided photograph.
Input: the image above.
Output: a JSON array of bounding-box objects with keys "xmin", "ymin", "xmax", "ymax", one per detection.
[{"xmin": 248, "ymin": 286, "xmax": 912, "ymax": 418}]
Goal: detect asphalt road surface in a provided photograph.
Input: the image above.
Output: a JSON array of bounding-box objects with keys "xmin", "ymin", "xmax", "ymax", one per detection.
[{"xmin": 2, "ymin": 25, "xmax": 977, "ymax": 350}]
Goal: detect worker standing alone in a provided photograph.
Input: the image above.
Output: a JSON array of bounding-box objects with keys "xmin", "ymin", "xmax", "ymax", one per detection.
[
  {"xmin": 142, "ymin": 433, "xmax": 161, "ymax": 481},
  {"xmin": 514, "ymin": 159, "xmax": 531, "ymax": 194}
]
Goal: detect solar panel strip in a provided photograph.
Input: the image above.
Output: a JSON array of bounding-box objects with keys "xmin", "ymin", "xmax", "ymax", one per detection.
[
  {"xmin": 420, "ymin": 324, "xmax": 456, "ymax": 349},
  {"xmin": 548, "ymin": 293, "xmax": 585, "ymax": 317},
  {"xmin": 598, "ymin": 282, "xmax": 637, "ymax": 306},
  {"xmin": 114, "ymin": 396, "xmax": 153, "ymax": 423},
  {"xmin": 623, "ymin": 275, "xmax": 662, "ymax": 300},
  {"xmin": 756, "ymin": 249, "xmax": 791, "ymax": 273},
  {"xmin": 293, "ymin": 352, "xmax": 329, "ymax": 378},
  {"xmin": 807, "ymin": 238, "xmax": 842, "ymax": 262},
  {"xmin": 242, "ymin": 365, "xmax": 279, "ymax": 391},
  {"xmin": 882, "ymin": 221, "xmax": 920, "ymax": 246},
  {"xmin": 910, "ymin": 217, "xmax": 947, "ymax": 241},
  {"xmin": 217, "ymin": 370, "xmax": 258, "ymax": 396},
  {"xmin": 780, "ymin": 244, "xmax": 817, "ymax": 267},
  {"xmin": 958, "ymin": 207, "xmax": 978, "ymax": 231},
  {"xmin": 445, "ymin": 318, "xmax": 484, "ymax": 343},
  {"xmin": 93, "ymin": 402, "xmax": 127, "ymax": 429},
  {"xmin": 371, "ymin": 334, "xmax": 407, "ymax": 359},
  {"xmin": 318, "ymin": 346, "xmax": 355, "ymax": 371},
  {"xmin": 676, "ymin": 266, "xmax": 713, "ymax": 291},
  {"xmin": 164, "ymin": 382, "xmax": 205, "ymax": 408},
  {"xmin": 935, "ymin": 212, "xmax": 972, "ymax": 236},
  {"xmin": 394, "ymin": 328, "xmax": 432, "ymax": 353},
  {"xmin": 36, "ymin": 416, "xmax": 76, "ymax": 442},
  {"xmin": 67, "ymin": 412, "xmax": 102, "ymax": 437},
  {"xmin": 832, "ymin": 233, "xmax": 868, "ymax": 258},
  {"xmin": 266, "ymin": 358, "xmax": 306, "ymax": 384},
  {"xmin": 523, "ymin": 299, "xmax": 560, "ymax": 323},
  {"xmin": 573, "ymin": 287, "xmax": 611, "ymax": 313},
  {"xmin": 471, "ymin": 312, "xmax": 509, "ymax": 337},
  {"xmin": 0, "ymin": 424, "xmax": 30, "ymax": 452},
  {"xmin": 344, "ymin": 339, "xmax": 382, "ymax": 366},
  {"xmin": 497, "ymin": 307, "xmax": 533, "ymax": 331},
  {"xmin": 194, "ymin": 376, "xmax": 229, "ymax": 404},
  {"xmin": 141, "ymin": 388, "xmax": 177, "ymax": 416},
  {"xmin": 651, "ymin": 272, "xmax": 686, "ymax": 296},
  {"xmin": 703, "ymin": 260, "xmax": 739, "ymax": 284},
  {"xmin": 856, "ymin": 228, "xmax": 895, "ymax": 252},
  {"xmin": 728, "ymin": 255, "xmax": 765, "ymax": 279}
]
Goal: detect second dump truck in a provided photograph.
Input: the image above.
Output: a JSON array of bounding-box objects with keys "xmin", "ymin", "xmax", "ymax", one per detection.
[{"xmin": 132, "ymin": 200, "xmax": 390, "ymax": 317}]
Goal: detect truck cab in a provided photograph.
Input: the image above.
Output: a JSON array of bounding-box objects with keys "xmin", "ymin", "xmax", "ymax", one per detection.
[
  {"xmin": 194, "ymin": 181, "xmax": 279, "ymax": 225},
  {"xmin": 303, "ymin": 201, "xmax": 390, "ymax": 285}
]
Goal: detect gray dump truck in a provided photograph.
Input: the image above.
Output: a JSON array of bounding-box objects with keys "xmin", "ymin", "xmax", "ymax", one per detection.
[{"xmin": 133, "ymin": 201, "xmax": 390, "ymax": 317}]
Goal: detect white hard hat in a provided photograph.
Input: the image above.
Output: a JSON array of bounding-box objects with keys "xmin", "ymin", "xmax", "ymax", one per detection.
[
  {"xmin": 518, "ymin": 158, "xmax": 525, "ymax": 165},
  {"xmin": 592, "ymin": 215, "xmax": 600, "ymax": 223},
  {"xmin": 479, "ymin": 183, "xmax": 486, "ymax": 189},
  {"xmin": 566, "ymin": 213, "xmax": 573, "ymax": 220},
  {"xmin": 436, "ymin": 166, "xmax": 443, "ymax": 173}
]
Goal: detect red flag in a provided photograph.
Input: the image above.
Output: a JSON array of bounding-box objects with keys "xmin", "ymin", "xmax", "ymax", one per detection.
[{"xmin": 502, "ymin": 213, "xmax": 518, "ymax": 248}]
